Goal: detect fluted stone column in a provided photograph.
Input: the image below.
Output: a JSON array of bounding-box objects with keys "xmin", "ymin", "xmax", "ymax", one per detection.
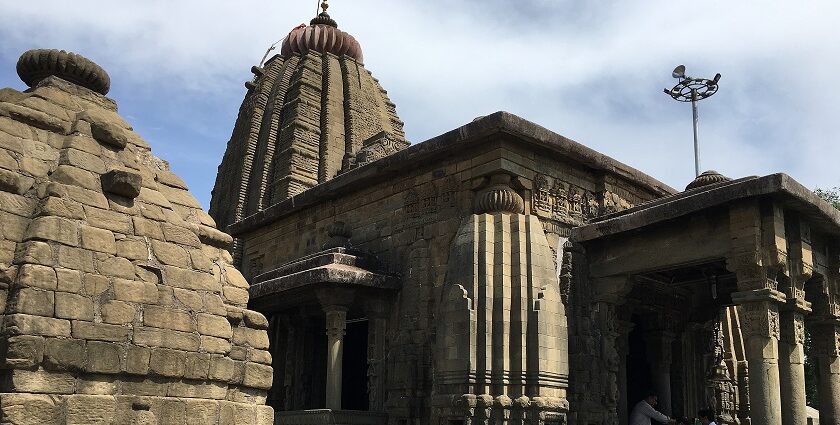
[
  {"xmin": 813, "ymin": 323, "xmax": 840, "ymax": 425},
  {"xmin": 733, "ymin": 293, "xmax": 784, "ymax": 425},
  {"xmin": 779, "ymin": 310, "xmax": 808, "ymax": 425},
  {"xmin": 644, "ymin": 330, "xmax": 674, "ymax": 415},
  {"xmin": 325, "ymin": 306, "xmax": 348, "ymax": 410}
]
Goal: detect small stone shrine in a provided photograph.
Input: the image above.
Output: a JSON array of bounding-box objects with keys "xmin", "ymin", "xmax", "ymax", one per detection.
[
  {"xmin": 0, "ymin": 49, "xmax": 274, "ymax": 424},
  {"xmin": 211, "ymin": 4, "xmax": 840, "ymax": 425}
]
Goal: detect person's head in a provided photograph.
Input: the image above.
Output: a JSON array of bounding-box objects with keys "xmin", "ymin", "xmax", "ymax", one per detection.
[
  {"xmin": 644, "ymin": 391, "xmax": 658, "ymax": 407},
  {"xmin": 697, "ymin": 408, "xmax": 715, "ymax": 425}
]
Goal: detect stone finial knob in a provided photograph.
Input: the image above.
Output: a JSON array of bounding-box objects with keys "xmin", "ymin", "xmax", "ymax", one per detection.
[
  {"xmin": 685, "ymin": 170, "xmax": 731, "ymax": 191},
  {"xmin": 324, "ymin": 221, "xmax": 351, "ymax": 249},
  {"xmin": 17, "ymin": 49, "xmax": 111, "ymax": 95}
]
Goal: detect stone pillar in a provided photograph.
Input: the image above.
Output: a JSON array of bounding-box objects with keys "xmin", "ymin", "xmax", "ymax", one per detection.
[
  {"xmin": 365, "ymin": 299, "xmax": 389, "ymax": 412},
  {"xmin": 617, "ymin": 320, "xmax": 634, "ymax": 425},
  {"xmin": 812, "ymin": 323, "xmax": 840, "ymax": 425},
  {"xmin": 644, "ymin": 330, "xmax": 674, "ymax": 415},
  {"xmin": 778, "ymin": 310, "xmax": 808, "ymax": 425},
  {"xmin": 733, "ymin": 292, "xmax": 784, "ymax": 425},
  {"xmin": 324, "ymin": 305, "xmax": 348, "ymax": 410}
]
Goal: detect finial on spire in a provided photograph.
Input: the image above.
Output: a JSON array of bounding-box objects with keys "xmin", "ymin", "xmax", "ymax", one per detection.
[{"xmin": 310, "ymin": 0, "xmax": 338, "ymax": 27}]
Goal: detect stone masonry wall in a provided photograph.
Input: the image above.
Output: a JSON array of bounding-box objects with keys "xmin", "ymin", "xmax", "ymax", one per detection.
[{"xmin": 0, "ymin": 71, "xmax": 273, "ymax": 424}]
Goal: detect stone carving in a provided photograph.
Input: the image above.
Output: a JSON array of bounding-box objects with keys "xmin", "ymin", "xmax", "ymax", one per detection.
[
  {"xmin": 532, "ymin": 173, "xmax": 600, "ymax": 223},
  {"xmin": 474, "ymin": 174, "xmax": 524, "ymax": 214},
  {"xmin": 739, "ymin": 302, "xmax": 780, "ymax": 339},
  {"xmin": 349, "ymin": 131, "xmax": 409, "ymax": 169},
  {"xmin": 17, "ymin": 48, "xmax": 111, "ymax": 94}
]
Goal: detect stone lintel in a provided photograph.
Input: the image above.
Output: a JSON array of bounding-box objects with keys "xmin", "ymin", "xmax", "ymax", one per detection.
[{"xmin": 731, "ymin": 288, "xmax": 786, "ymax": 304}]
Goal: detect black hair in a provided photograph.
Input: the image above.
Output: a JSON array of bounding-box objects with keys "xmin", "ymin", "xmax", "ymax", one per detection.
[
  {"xmin": 697, "ymin": 408, "xmax": 715, "ymax": 419},
  {"xmin": 645, "ymin": 390, "xmax": 658, "ymax": 399}
]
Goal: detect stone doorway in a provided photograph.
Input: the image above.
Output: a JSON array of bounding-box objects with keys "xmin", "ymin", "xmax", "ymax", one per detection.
[
  {"xmin": 342, "ymin": 319, "xmax": 370, "ymax": 411},
  {"xmin": 626, "ymin": 315, "xmax": 654, "ymax": 412}
]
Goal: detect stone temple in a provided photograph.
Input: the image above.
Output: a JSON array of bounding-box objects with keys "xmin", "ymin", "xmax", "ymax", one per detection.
[{"xmin": 1, "ymin": 5, "xmax": 839, "ymax": 425}]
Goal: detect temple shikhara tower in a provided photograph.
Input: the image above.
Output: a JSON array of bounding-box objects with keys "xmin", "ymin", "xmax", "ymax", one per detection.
[{"xmin": 1, "ymin": 2, "xmax": 839, "ymax": 425}]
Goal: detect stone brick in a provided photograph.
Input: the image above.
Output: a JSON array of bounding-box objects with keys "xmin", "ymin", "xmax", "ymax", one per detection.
[
  {"xmin": 243, "ymin": 309, "xmax": 269, "ymax": 330},
  {"xmin": 15, "ymin": 241, "xmax": 54, "ymax": 266},
  {"xmin": 40, "ymin": 196, "xmax": 85, "ymax": 219},
  {"xmin": 61, "ymin": 184, "xmax": 109, "ymax": 209},
  {"xmin": 5, "ymin": 313, "xmax": 70, "ymax": 337},
  {"xmin": 0, "ymin": 191, "xmax": 36, "ymax": 217},
  {"xmin": 224, "ymin": 264, "xmax": 249, "ymax": 289},
  {"xmin": 0, "ymin": 102, "xmax": 69, "ymax": 133},
  {"xmin": 120, "ymin": 379, "xmax": 168, "ymax": 396},
  {"xmin": 115, "ymin": 237, "xmax": 148, "ymax": 260},
  {"xmin": 3, "ymin": 334, "xmax": 45, "ymax": 368},
  {"xmin": 151, "ymin": 239, "xmax": 190, "ymax": 267},
  {"xmin": 251, "ymin": 349, "xmax": 272, "ymax": 365},
  {"xmin": 256, "ymin": 405, "xmax": 275, "ymax": 425},
  {"xmin": 19, "ymin": 156, "xmax": 49, "ymax": 177},
  {"xmin": 162, "ymin": 223, "xmax": 201, "ymax": 247},
  {"xmin": 72, "ymin": 321, "xmax": 129, "ymax": 342},
  {"xmin": 201, "ymin": 335, "xmax": 232, "ymax": 354},
  {"xmin": 173, "ymin": 288, "xmax": 203, "ymax": 311},
  {"xmin": 219, "ymin": 400, "xmax": 256, "ymax": 424},
  {"xmin": 84, "ymin": 206, "xmax": 133, "ymax": 234},
  {"xmin": 229, "ymin": 346, "xmax": 247, "ymax": 361},
  {"xmin": 209, "ymin": 355, "xmax": 236, "ymax": 382},
  {"xmin": 149, "ymin": 348, "xmax": 186, "ymax": 377},
  {"xmin": 205, "ymin": 293, "xmax": 227, "ymax": 316},
  {"xmin": 184, "ymin": 400, "xmax": 221, "ymax": 425},
  {"xmin": 90, "ymin": 120, "xmax": 129, "ymax": 148},
  {"xmin": 59, "ymin": 147, "xmax": 105, "ymax": 174},
  {"xmin": 57, "ymin": 245, "xmax": 95, "ymax": 272},
  {"xmin": 101, "ymin": 300, "xmax": 136, "ymax": 324},
  {"xmin": 243, "ymin": 362, "xmax": 273, "ymax": 389},
  {"xmin": 134, "ymin": 327, "xmax": 200, "ymax": 351},
  {"xmin": 137, "ymin": 187, "xmax": 171, "ymax": 208},
  {"xmin": 79, "ymin": 225, "xmax": 116, "ymax": 254},
  {"xmin": 184, "ymin": 352, "xmax": 211, "ymax": 380},
  {"xmin": 164, "ymin": 265, "xmax": 221, "ymax": 293},
  {"xmin": 0, "ymin": 393, "xmax": 62, "ymax": 425},
  {"xmin": 156, "ymin": 399, "xmax": 186, "ymax": 424},
  {"xmin": 124, "ymin": 345, "xmax": 151, "ymax": 375},
  {"xmin": 86, "ymin": 341, "xmax": 122, "ymax": 374},
  {"xmin": 75, "ymin": 375, "xmax": 117, "ymax": 395},
  {"xmin": 233, "ymin": 327, "xmax": 270, "ymax": 350},
  {"xmin": 44, "ymin": 337, "xmax": 85, "ymax": 371},
  {"xmin": 12, "ymin": 287, "xmax": 54, "ymax": 316},
  {"xmin": 189, "ymin": 249, "xmax": 213, "ymax": 272},
  {"xmin": 0, "ymin": 211, "xmax": 29, "ymax": 242},
  {"xmin": 51, "ymin": 164, "xmax": 99, "ymax": 191},
  {"xmin": 56, "ymin": 268, "xmax": 82, "ymax": 292},
  {"xmin": 197, "ymin": 312, "xmax": 233, "ymax": 339},
  {"xmin": 82, "ymin": 273, "xmax": 110, "ymax": 296},
  {"xmin": 25, "ymin": 215, "xmax": 78, "ymax": 246},
  {"xmin": 95, "ymin": 255, "xmax": 134, "ymax": 279},
  {"xmin": 223, "ymin": 286, "xmax": 249, "ymax": 305},
  {"xmin": 55, "ymin": 292, "xmax": 94, "ymax": 320},
  {"xmin": 133, "ymin": 216, "xmax": 164, "ymax": 239},
  {"xmin": 143, "ymin": 305, "xmax": 194, "ymax": 332},
  {"xmin": 170, "ymin": 380, "xmax": 227, "ymax": 400},
  {"xmin": 65, "ymin": 394, "xmax": 116, "ymax": 425},
  {"xmin": 114, "ymin": 278, "xmax": 157, "ymax": 303},
  {"xmin": 17, "ymin": 263, "xmax": 57, "ymax": 290},
  {"xmin": 101, "ymin": 169, "xmax": 142, "ymax": 198},
  {"xmin": 7, "ymin": 368, "xmax": 75, "ymax": 393}
]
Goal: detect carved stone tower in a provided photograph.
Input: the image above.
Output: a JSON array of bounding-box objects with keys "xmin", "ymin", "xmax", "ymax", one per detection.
[{"xmin": 210, "ymin": 4, "xmax": 407, "ymax": 262}]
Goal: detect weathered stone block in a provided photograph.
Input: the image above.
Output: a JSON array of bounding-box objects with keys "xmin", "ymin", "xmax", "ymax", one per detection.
[
  {"xmin": 14, "ymin": 241, "xmax": 52, "ymax": 266},
  {"xmin": 219, "ymin": 400, "xmax": 256, "ymax": 425},
  {"xmin": 189, "ymin": 249, "xmax": 213, "ymax": 272},
  {"xmin": 173, "ymin": 288, "xmax": 203, "ymax": 311},
  {"xmin": 0, "ymin": 191, "xmax": 36, "ymax": 217},
  {"xmin": 115, "ymin": 237, "xmax": 148, "ymax": 261},
  {"xmin": 132, "ymin": 216, "xmax": 164, "ymax": 239},
  {"xmin": 256, "ymin": 405, "xmax": 275, "ymax": 425},
  {"xmin": 5, "ymin": 313, "xmax": 71, "ymax": 337},
  {"xmin": 242, "ymin": 309, "xmax": 269, "ymax": 330},
  {"xmin": 233, "ymin": 327, "xmax": 270, "ymax": 350},
  {"xmin": 143, "ymin": 305, "xmax": 194, "ymax": 332},
  {"xmin": 72, "ymin": 321, "xmax": 129, "ymax": 342},
  {"xmin": 39, "ymin": 197, "xmax": 85, "ymax": 220},
  {"xmin": 124, "ymin": 345, "xmax": 151, "ymax": 375},
  {"xmin": 79, "ymin": 225, "xmax": 116, "ymax": 254},
  {"xmin": 162, "ymin": 223, "xmax": 201, "ymax": 247},
  {"xmin": 84, "ymin": 206, "xmax": 133, "ymax": 234},
  {"xmin": 201, "ymin": 335, "xmax": 232, "ymax": 354},
  {"xmin": 114, "ymin": 278, "xmax": 157, "ymax": 303},
  {"xmin": 75, "ymin": 374, "xmax": 117, "ymax": 395},
  {"xmin": 0, "ymin": 393, "xmax": 62, "ymax": 425},
  {"xmin": 16, "ymin": 263, "xmax": 57, "ymax": 290},
  {"xmin": 66, "ymin": 394, "xmax": 116, "ymax": 425},
  {"xmin": 170, "ymin": 380, "xmax": 228, "ymax": 399},
  {"xmin": 243, "ymin": 362, "xmax": 274, "ymax": 389},
  {"xmin": 209, "ymin": 355, "xmax": 236, "ymax": 382},
  {"xmin": 157, "ymin": 399, "xmax": 187, "ymax": 424},
  {"xmin": 82, "ymin": 273, "xmax": 110, "ymax": 296},
  {"xmin": 57, "ymin": 245, "xmax": 95, "ymax": 272},
  {"xmin": 55, "ymin": 268, "xmax": 82, "ymax": 293},
  {"xmin": 25, "ymin": 216, "xmax": 78, "ymax": 246},
  {"xmin": 4, "ymin": 334, "xmax": 45, "ymax": 367},
  {"xmin": 251, "ymin": 349, "xmax": 272, "ymax": 365},
  {"xmin": 224, "ymin": 265, "xmax": 249, "ymax": 289},
  {"xmin": 59, "ymin": 147, "xmax": 105, "ymax": 174},
  {"xmin": 95, "ymin": 255, "xmax": 134, "ymax": 279},
  {"xmin": 101, "ymin": 300, "xmax": 136, "ymax": 324},
  {"xmin": 197, "ymin": 312, "xmax": 233, "ymax": 339},
  {"xmin": 164, "ymin": 265, "xmax": 221, "ymax": 293},
  {"xmin": 90, "ymin": 120, "xmax": 128, "ymax": 148},
  {"xmin": 0, "ymin": 211, "xmax": 28, "ymax": 242},
  {"xmin": 184, "ymin": 400, "xmax": 221, "ymax": 425},
  {"xmin": 7, "ymin": 368, "xmax": 75, "ymax": 393},
  {"xmin": 101, "ymin": 169, "xmax": 142, "ymax": 199},
  {"xmin": 151, "ymin": 240, "xmax": 190, "ymax": 268},
  {"xmin": 184, "ymin": 352, "xmax": 211, "ymax": 380},
  {"xmin": 55, "ymin": 292, "xmax": 94, "ymax": 321},
  {"xmin": 12, "ymin": 287, "xmax": 54, "ymax": 316},
  {"xmin": 86, "ymin": 341, "xmax": 122, "ymax": 373},
  {"xmin": 149, "ymin": 348, "xmax": 187, "ymax": 377},
  {"xmin": 51, "ymin": 164, "xmax": 99, "ymax": 191},
  {"xmin": 223, "ymin": 286, "xmax": 249, "ymax": 305},
  {"xmin": 133, "ymin": 327, "xmax": 200, "ymax": 351}
]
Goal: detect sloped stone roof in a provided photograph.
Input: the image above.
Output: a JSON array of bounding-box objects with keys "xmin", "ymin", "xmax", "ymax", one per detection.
[{"xmin": 0, "ymin": 49, "xmax": 273, "ymax": 424}]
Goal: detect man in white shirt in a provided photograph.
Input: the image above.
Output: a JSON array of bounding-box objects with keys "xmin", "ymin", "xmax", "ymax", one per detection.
[{"xmin": 629, "ymin": 392, "xmax": 674, "ymax": 425}]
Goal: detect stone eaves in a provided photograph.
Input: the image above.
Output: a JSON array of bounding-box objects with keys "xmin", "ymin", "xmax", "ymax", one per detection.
[
  {"xmin": 572, "ymin": 173, "xmax": 840, "ymax": 242},
  {"xmin": 230, "ymin": 111, "xmax": 676, "ymax": 235}
]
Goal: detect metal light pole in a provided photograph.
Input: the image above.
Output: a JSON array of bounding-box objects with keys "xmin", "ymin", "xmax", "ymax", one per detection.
[{"xmin": 664, "ymin": 66, "xmax": 721, "ymax": 177}]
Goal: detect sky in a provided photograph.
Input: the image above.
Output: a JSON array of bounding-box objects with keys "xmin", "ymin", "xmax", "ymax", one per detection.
[{"xmin": 0, "ymin": 1, "xmax": 837, "ymax": 208}]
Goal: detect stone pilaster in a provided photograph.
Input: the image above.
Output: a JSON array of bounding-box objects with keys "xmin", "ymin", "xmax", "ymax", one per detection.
[
  {"xmin": 732, "ymin": 291, "xmax": 785, "ymax": 425},
  {"xmin": 324, "ymin": 305, "xmax": 348, "ymax": 410},
  {"xmin": 812, "ymin": 322, "xmax": 840, "ymax": 425},
  {"xmin": 778, "ymin": 309, "xmax": 808, "ymax": 425}
]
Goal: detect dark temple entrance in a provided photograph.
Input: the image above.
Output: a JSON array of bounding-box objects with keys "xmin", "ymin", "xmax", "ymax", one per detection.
[{"xmin": 342, "ymin": 319, "xmax": 370, "ymax": 410}]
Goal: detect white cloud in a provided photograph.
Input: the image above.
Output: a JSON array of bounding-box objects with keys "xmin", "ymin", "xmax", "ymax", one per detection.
[{"xmin": 0, "ymin": 0, "xmax": 837, "ymax": 205}]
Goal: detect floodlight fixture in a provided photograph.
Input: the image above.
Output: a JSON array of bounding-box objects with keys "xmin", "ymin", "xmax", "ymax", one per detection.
[{"xmin": 664, "ymin": 66, "xmax": 722, "ymax": 177}]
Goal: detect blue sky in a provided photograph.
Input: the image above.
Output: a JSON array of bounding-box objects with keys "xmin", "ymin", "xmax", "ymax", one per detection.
[{"xmin": 0, "ymin": 1, "xmax": 836, "ymax": 208}]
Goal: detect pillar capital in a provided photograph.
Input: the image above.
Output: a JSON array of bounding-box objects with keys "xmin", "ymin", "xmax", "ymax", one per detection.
[
  {"xmin": 735, "ymin": 298, "xmax": 782, "ymax": 341},
  {"xmin": 779, "ymin": 311, "xmax": 806, "ymax": 346},
  {"xmin": 811, "ymin": 322, "xmax": 840, "ymax": 359}
]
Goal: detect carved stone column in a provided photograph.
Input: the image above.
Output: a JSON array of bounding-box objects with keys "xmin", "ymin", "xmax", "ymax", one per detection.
[
  {"xmin": 778, "ymin": 310, "xmax": 808, "ymax": 425},
  {"xmin": 324, "ymin": 305, "xmax": 348, "ymax": 410},
  {"xmin": 365, "ymin": 299, "xmax": 389, "ymax": 412},
  {"xmin": 732, "ymin": 291, "xmax": 784, "ymax": 425},
  {"xmin": 812, "ymin": 322, "xmax": 840, "ymax": 425},
  {"xmin": 644, "ymin": 330, "xmax": 675, "ymax": 415}
]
